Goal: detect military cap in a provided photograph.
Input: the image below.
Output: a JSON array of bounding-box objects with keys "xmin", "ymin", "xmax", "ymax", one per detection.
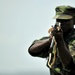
[{"xmin": 53, "ymin": 5, "xmax": 75, "ymax": 19}]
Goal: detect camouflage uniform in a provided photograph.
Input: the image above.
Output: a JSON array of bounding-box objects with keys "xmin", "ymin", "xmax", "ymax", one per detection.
[
  {"xmin": 29, "ymin": 29, "xmax": 75, "ymax": 75},
  {"xmin": 28, "ymin": 5, "xmax": 75, "ymax": 75}
]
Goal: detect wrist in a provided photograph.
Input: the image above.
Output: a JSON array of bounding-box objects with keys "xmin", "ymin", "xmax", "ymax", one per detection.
[
  {"xmin": 56, "ymin": 37, "xmax": 65, "ymax": 47},
  {"xmin": 55, "ymin": 34, "xmax": 63, "ymax": 41}
]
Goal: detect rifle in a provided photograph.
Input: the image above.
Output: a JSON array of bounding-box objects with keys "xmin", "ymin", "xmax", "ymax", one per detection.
[
  {"xmin": 47, "ymin": 22, "xmax": 61, "ymax": 68},
  {"xmin": 50, "ymin": 22, "xmax": 61, "ymax": 49}
]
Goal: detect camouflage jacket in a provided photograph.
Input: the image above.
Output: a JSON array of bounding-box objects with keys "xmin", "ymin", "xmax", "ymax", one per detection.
[{"xmin": 29, "ymin": 29, "xmax": 75, "ymax": 75}]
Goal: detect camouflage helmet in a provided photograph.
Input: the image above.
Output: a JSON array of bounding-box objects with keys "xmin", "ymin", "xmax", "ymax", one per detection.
[{"xmin": 53, "ymin": 5, "xmax": 75, "ymax": 19}]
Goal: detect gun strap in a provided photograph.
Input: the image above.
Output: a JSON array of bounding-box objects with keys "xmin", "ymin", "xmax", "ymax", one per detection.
[{"xmin": 47, "ymin": 37, "xmax": 57, "ymax": 68}]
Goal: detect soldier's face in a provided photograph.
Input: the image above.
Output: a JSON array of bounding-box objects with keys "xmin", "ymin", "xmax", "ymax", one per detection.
[{"xmin": 56, "ymin": 18, "xmax": 74, "ymax": 33}]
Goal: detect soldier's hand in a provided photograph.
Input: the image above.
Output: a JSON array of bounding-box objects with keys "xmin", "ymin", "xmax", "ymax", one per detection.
[{"xmin": 52, "ymin": 26, "xmax": 63, "ymax": 40}]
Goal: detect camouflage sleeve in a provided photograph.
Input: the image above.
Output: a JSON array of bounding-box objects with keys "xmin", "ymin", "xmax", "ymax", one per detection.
[
  {"xmin": 29, "ymin": 36, "xmax": 50, "ymax": 58},
  {"xmin": 69, "ymin": 40, "xmax": 75, "ymax": 62}
]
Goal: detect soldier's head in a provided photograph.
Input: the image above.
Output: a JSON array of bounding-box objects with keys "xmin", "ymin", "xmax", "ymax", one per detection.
[{"xmin": 53, "ymin": 5, "xmax": 75, "ymax": 32}]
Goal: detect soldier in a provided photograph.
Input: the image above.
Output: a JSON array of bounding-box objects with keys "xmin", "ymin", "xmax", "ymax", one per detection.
[{"xmin": 28, "ymin": 5, "xmax": 75, "ymax": 75}]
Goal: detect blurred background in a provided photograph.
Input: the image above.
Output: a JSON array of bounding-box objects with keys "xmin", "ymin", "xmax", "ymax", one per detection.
[{"xmin": 0, "ymin": 0, "xmax": 75, "ymax": 75}]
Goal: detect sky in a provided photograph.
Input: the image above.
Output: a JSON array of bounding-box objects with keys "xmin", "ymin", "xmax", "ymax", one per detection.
[{"xmin": 0, "ymin": 0, "xmax": 75, "ymax": 75}]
